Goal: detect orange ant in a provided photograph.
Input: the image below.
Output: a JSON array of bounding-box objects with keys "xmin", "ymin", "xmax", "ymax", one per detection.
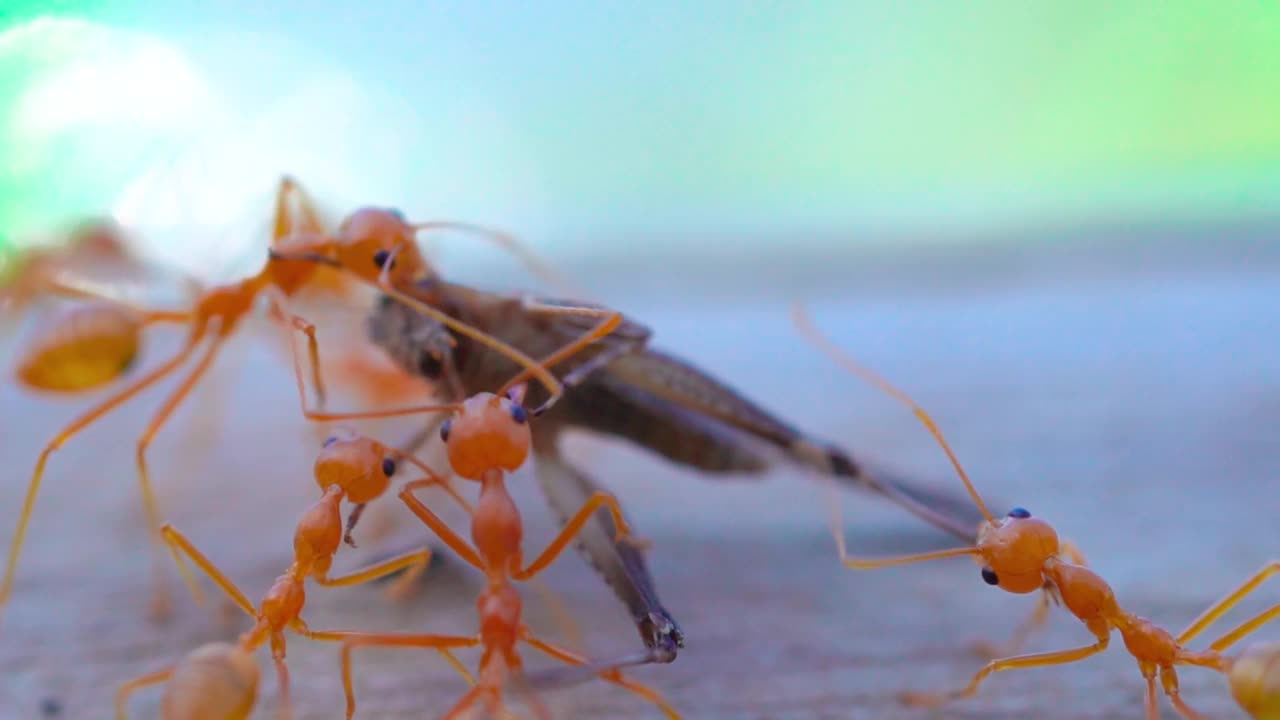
[
  {"xmin": 1, "ymin": 178, "xmax": 575, "ymax": 621},
  {"xmin": 323, "ymin": 382, "xmax": 680, "ymax": 720},
  {"xmin": 264, "ymin": 177, "xmax": 570, "ymax": 412},
  {"xmin": 793, "ymin": 304, "xmax": 1280, "ymax": 720},
  {"xmin": 114, "ymin": 431, "xmax": 476, "ymax": 720}
]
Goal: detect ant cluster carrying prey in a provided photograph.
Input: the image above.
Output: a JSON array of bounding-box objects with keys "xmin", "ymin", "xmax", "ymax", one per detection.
[{"xmin": 1, "ymin": 176, "xmax": 1274, "ymax": 718}]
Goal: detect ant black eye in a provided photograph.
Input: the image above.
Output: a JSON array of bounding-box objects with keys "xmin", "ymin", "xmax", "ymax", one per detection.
[
  {"xmin": 510, "ymin": 404, "xmax": 528, "ymax": 424},
  {"xmin": 382, "ymin": 458, "xmax": 397, "ymax": 477},
  {"xmin": 1008, "ymin": 507, "xmax": 1031, "ymax": 519},
  {"xmin": 439, "ymin": 419, "xmax": 452, "ymax": 443},
  {"xmin": 981, "ymin": 568, "xmax": 999, "ymax": 585},
  {"xmin": 323, "ymin": 436, "xmax": 338, "ymax": 447},
  {"xmin": 373, "ymin": 250, "xmax": 392, "ymax": 269}
]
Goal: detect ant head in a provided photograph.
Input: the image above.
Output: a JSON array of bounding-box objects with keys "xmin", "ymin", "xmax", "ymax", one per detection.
[
  {"xmin": 163, "ymin": 642, "xmax": 259, "ymax": 718},
  {"xmin": 334, "ymin": 207, "xmax": 428, "ymax": 283},
  {"xmin": 1229, "ymin": 641, "xmax": 1280, "ymax": 718},
  {"xmin": 68, "ymin": 216, "xmax": 127, "ymax": 255},
  {"xmin": 313, "ymin": 434, "xmax": 395, "ymax": 504},
  {"xmin": 439, "ymin": 389, "xmax": 531, "ymax": 481},
  {"xmin": 974, "ymin": 507, "xmax": 1060, "ymax": 595}
]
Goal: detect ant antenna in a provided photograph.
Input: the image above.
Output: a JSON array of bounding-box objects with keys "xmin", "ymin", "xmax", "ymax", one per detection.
[
  {"xmin": 790, "ymin": 302, "xmax": 996, "ymax": 525},
  {"xmin": 410, "ymin": 221, "xmax": 580, "ymax": 296}
]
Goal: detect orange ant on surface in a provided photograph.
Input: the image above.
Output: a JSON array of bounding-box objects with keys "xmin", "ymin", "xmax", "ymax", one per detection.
[
  {"xmin": 1, "ymin": 177, "xmax": 574, "ymax": 621},
  {"xmin": 793, "ymin": 304, "xmax": 1280, "ymax": 720},
  {"xmin": 330, "ymin": 382, "xmax": 680, "ymax": 720},
  {"xmin": 113, "ymin": 431, "xmax": 474, "ymax": 720}
]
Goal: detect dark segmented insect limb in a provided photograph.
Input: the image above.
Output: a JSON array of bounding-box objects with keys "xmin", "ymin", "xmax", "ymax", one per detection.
[
  {"xmin": 531, "ymin": 438, "xmax": 684, "ymax": 661},
  {"xmin": 597, "ymin": 348, "xmax": 984, "ymax": 541}
]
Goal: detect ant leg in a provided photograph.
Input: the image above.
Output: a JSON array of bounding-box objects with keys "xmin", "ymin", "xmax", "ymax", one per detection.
[
  {"xmin": 1142, "ymin": 666, "xmax": 1160, "ymax": 720},
  {"xmin": 269, "ymin": 174, "xmax": 350, "ymax": 301},
  {"xmin": 284, "ymin": 319, "xmax": 460, "ymax": 422},
  {"xmin": 973, "ymin": 588, "xmax": 1051, "ymax": 659},
  {"xmin": 272, "ymin": 175, "xmax": 327, "ymax": 240},
  {"xmin": 826, "ymin": 470, "xmax": 979, "ymax": 569},
  {"xmin": 0, "ymin": 334, "xmax": 202, "ymax": 608},
  {"xmin": 115, "ymin": 666, "xmax": 174, "ymax": 720},
  {"xmin": 837, "ymin": 545, "xmax": 978, "ymax": 569},
  {"xmin": 159, "ymin": 524, "xmax": 256, "ymax": 616},
  {"xmin": 269, "ymin": 633, "xmax": 293, "ymax": 720},
  {"xmin": 535, "ymin": 451, "xmax": 682, "ymax": 660},
  {"xmin": 501, "ymin": 302, "xmax": 627, "ymax": 411},
  {"xmin": 513, "ymin": 491, "xmax": 641, "ymax": 581},
  {"xmin": 398, "ymin": 480, "xmax": 486, "ymax": 570},
  {"xmin": 316, "ymin": 547, "xmax": 432, "ymax": 596},
  {"xmin": 1161, "ymin": 667, "xmax": 1206, "ymax": 720},
  {"xmin": 441, "ymin": 685, "xmax": 496, "ymax": 720},
  {"xmin": 135, "ymin": 334, "xmax": 226, "ymax": 618},
  {"xmin": 517, "ymin": 297, "xmax": 646, "ymax": 387},
  {"xmin": 272, "ymin": 307, "xmax": 327, "ymax": 409},
  {"xmin": 899, "ymin": 634, "xmax": 1110, "ymax": 707},
  {"xmin": 1060, "ymin": 539, "xmax": 1088, "ymax": 565},
  {"xmin": 528, "ymin": 576, "xmax": 587, "ymax": 657},
  {"xmin": 1177, "ymin": 560, "xmax": 1280, "ymax": 645},
  {"xmin": 1205, "ymin": 601, "xmax": 1280, "ymax": 654},
  {"xmin": 24, "ymin": 276, "xmax": 193, "ymax": 325},
  {"xmin": 394, "ymin": 452, "xmax": 474, "ymax": 513},
  {"xmin": 520, "ymin": 629, "xmax": 681, "ymax": 719},
  {"xmin": 300, "ymin": 629, "xmax": 478, "ymax": 720}
]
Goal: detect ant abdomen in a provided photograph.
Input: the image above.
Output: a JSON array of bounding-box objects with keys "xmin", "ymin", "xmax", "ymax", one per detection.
[
  {"xmin": 1229, "ymin": 641, "xmax": 1280, "ymax": 719},
  {"xmin": 15, "ymin": 303, "xmax": 141, "ymax": 393},
  {"xmin": 159, "ymin": 642, "xmax": 259, "ymax": 720}
]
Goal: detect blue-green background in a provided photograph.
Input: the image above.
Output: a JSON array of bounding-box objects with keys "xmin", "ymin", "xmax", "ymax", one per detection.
[{"xmin": 3, "ymin": 3, "xmax": 1279, "ymax": 272}]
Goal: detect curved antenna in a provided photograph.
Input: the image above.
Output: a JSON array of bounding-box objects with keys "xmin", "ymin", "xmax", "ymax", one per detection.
[
  {"xmin": 411, "ymin": 221, "xmax": 580, "ymax": 296},
  {"xmin": 791, "ymin": 302, "xmax": 995, "ymax": 524}
]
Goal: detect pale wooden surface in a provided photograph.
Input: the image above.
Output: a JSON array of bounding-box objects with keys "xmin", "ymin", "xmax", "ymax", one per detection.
[{"xmin": 1, "ymin": 241, "xmax": 1278, "ymax": 720}]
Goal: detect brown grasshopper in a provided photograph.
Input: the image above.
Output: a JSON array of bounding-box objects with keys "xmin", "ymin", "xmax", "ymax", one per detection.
[{"xmin": 360, "ymin": 271, "xmax": 986, "ymax": 665}]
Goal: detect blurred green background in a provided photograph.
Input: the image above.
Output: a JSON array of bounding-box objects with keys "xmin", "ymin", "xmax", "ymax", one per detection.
[{"xmin": 3, "ymin": 2, "xmax": 1279, "ymax": 276}]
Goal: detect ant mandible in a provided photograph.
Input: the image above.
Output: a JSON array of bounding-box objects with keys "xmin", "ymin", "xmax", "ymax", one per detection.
[
  {"xmin": 793, "ymin": 304, "xmax": 1280, "ymax": 720},
  {"xmin": 114, "ymin": 432, "xmax": 476, "ymax": 720},
  {"xmin": 1, "ymin": 177, "xmax": 572, "ymax": 621}
]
